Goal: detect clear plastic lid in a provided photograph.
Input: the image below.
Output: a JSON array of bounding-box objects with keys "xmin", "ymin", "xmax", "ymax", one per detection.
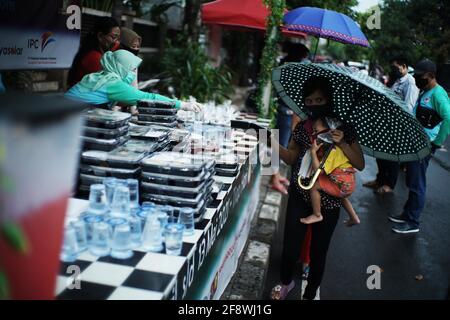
[
  {"xmin": 79, "ymin": 164, "xmax": 140, "ymax": 179},
  {"xmin": 124, "ymin": 139, "xmax": 159, "ymax": 154},
  {"xmin": 129, "ymin": 125, "xmax": 170, "ymax": 141},
  {"xmin": 141, "ymin": 152, "xmax": 214, "ymax": 177},
  {"xmin": 137, "ymin": 114, "xmax": 178, "ymax": 123},
  {"xmin": 82, "ymin": 125, "xmax": 129, "ymax": 139},
  {"xmin": 83, "ymin": 108, "xmax": 132, "ymax": 128},
  {"xmin": 141, "ymin": 169, "xmax": 211, "ymax": 188},
  {"xmin": 138, "ymin": 100, "xmax": 177, "ymax": 109},
  {"xmin": 107, "ymin": 146, "xmax": 147, "ymax": 165},
  {"xmin": 138, "ymin": 107, "xmax": 178, "ymax": 116}
]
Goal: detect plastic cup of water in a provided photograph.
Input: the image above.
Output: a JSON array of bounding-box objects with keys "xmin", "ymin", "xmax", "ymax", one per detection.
[
  {"xmin": 89, "ymin": 222, "xmax": 111, "ymax": 257},
  {"xmin": 110, "ymin": 223, "xmax": 133, "ymax": 259},
  {"xmin": 164, "ymin": 223, "xmax": 185, "ymax": 256}
]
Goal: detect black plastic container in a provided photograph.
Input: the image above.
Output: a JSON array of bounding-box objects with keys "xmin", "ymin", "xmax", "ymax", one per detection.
[
  {"xmin": 81, "ymin": 136, "xmax": 129, "ymax": 152},
  {"xmin": 141, "ymin": 152, "xmax": 214, "ymax": 177},
  {"xmin": 129, "ymin": 125, "xmax": 170, "ymax": 142},
  {"xmin": 138, "ymin": 107, "xmax": 178, "ymax": 116},
  {"xmin": 79, "ymin": 164, "xmax": 141, "ymax": 179},
  {"xmin": 107, "ymin": 146, "xmax": 147, "ymax": 169},
  {"xmin": 141, "ymin": 169, "xmax": 213, "ymax": 188},
  {"xmin": 137, "ymin": 114, "xmax": 177, "ymax": 124},
  {"xmin": 138, "ymin": 100, "xmax": 177, "ymax": 109},
  {"xmin": 124, "ymin": 139, "xmax": 159, "ymax": 154},
  {"xmin": 83, "ymin": 108, "xmax": 132, "ymax": 129},
  {"xmin": 82, "ymin": 125, "xmax": 129, "ymax": 139}
]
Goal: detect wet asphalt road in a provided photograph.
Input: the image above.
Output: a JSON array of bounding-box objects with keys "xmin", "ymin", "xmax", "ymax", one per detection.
[{"xmin": 264, "ymin": 148, "xmax": 450, "ymax": 300}]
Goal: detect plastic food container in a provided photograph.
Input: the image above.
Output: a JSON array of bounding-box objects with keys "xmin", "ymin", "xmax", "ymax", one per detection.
[
  {"xmin": 141, "ymin": 169, "xmax": 211, "ymax": 188},
  {"xmin": 124, "ymin": 139, "xmax": 160, "ymax": 154},
  {"xmin": 129, "ymin": 125, "xmax": 170, "ymax": 142},
  {"xmin": 81, "ymin": 136, "xmax": 129, "ymax": 152},
  {"xmin": 79, "ymin": 164, "xmax": 141, "ymax": 179},
  {"xmin": 141, "ymin": 152, "xmax": 214, "ymax": 177},
  {"xmin": 141, "ymin": 179, "xmax": 210, "ymax": 199},
  {"xmin": 133, "ymin": 120, "xmax": 178, "ymax": 128},
  {"xmin": 137, "ymin": 114, "xmax": 178, "ymax": 124},
  {"xmin": 82, "ymin": 125, "xmax": 129, "ymax": 139},
  {"xmin": 138, "ymin": 100, "xmax": 177, "ymax": 109},
  {"xmin": 83, "ymin": 108, "xmax": 132, "ymax": 129},
  {"xmin": 107, "ymin": 146, "xmax": 147, "ymax": 169},
  {"xmin": 138, "ymin": 107, "xmax": 178, "ymax": 116}
]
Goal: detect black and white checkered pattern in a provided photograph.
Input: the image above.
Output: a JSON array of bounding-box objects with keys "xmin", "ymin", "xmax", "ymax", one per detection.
[{"xmin": 57, "ymin": 132, "xmax": 259, "ymax": 300}]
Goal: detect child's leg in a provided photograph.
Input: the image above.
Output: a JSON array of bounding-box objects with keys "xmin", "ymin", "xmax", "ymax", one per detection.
[
  {"xmin": 300, "ymin": 181, "xmax": 323, "ymax": 224},
  {"xmin": 342, "ymin": 197, "xmax": 360, "ymax": 226}
]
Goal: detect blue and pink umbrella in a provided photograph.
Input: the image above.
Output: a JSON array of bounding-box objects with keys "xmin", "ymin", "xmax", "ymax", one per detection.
[{"xmin": 283, "ymin": 7, "xmax": 370, "ymax": 57}]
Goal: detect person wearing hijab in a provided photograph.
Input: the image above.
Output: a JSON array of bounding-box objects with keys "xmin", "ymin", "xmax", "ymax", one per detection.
[
  {"xmin": 118, "ymin": 27, "xmax": 142, "ymax": 114},
  {"xmin": 65, "ymin": 49, "xmax": 202, "ymax": 112}
]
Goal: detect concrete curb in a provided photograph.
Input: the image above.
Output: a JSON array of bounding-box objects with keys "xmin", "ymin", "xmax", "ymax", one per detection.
[{"xmin": 222, "ymin": 165, "xmax": 288, "ymax": 300}]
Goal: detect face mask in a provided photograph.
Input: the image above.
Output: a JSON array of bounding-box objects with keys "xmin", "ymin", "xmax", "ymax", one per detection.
[
  {"xmin": 305, "ymin": 104, "xmax": 334, "ymax": 118},
  {"xmin": 390, "ymin": 68, "xmax": 402, "ymax": 80},
  {"xmin": 414, "ymin": 75, "xmax": 429, "ymax": 90}
]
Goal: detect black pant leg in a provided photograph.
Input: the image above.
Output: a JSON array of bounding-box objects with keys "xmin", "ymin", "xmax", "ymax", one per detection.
[
  {"xmin": 383, "ymin": 161, "xmax": 400, "ymax": 189},
  {"xmin": 303, "ymin": 207, "xmax": 341, "ymax": 299},
  {"xmin": 280, "ymin": 186, "xmax": 310, "ymax": 285},
  {"xmin": 376, "ymin": 158, "xmax": 386, "ymax": 185}
]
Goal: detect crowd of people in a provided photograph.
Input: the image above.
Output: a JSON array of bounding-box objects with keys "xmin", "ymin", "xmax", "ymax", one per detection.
[{"xmin": 269, "ymin": 42, "xmax": 450, "ymax": 300}]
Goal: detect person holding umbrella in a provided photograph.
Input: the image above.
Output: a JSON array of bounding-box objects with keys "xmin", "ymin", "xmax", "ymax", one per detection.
[
  {"xmin": 269, "ymin": 75, "xmax": 365, "ymax": 300},
  {"xmin": 389, "ymin": 59, "xmax": 450, "ymax": 234},
  {"xmin": 270, "ymin": 61, "xmax": 431, "ymax": 299}
]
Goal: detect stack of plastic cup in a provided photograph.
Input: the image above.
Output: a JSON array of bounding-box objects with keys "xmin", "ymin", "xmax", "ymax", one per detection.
[
  {"xmin": 141, "ymin": 215, "xmax": 164, "ymax": 252},
  {"xmin": 110, "ymin": 223, "xmax": 133, "ymax": 259},
  {"xmin": 164, "ymin": 223, "xmax": 185, "ymax": 256},
  {"xmin": 60, "ymin": 225, "xmax": 79, "ymax": 262},
  {"xmin": 110, "ymin": 185, "xmax": 131, "ymax": 218},
  {"xmin": 87, "ymin": 184, "xmax": 108, "ymax": 215},
  {"xmin": 178, "ymin": 207, "xmax": 195, "ymax": 236},
  {"xmin": 127, "ymin": 179, "xmax": 140, "ymax": 214},
  {"xmin": 89, "ymin": 222, "xmax": 111, "ymax": 257}
]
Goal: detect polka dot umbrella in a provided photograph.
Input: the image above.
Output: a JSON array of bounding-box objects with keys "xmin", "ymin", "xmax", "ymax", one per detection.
[{"xmin": 272, "ymin": 62, "xmax": 431, "ymax": 161}]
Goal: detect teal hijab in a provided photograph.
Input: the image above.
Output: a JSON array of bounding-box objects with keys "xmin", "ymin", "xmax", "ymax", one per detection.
[{"xmin": 77, "ymin": 49, "xmax": 142, "ymax": 91}]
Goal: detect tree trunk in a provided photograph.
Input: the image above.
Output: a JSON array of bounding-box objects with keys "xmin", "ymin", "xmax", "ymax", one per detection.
[{"xmin": 183, "ymin": 0, "xmax": 202, "ymax": 42}]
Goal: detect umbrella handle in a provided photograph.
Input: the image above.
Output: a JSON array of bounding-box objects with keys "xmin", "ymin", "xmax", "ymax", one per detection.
[
  {"xmin": 297, "ymin": 143, "xmax": 333, "ymax": 190},
  {"xmin": 298, "ymin": 168, "xmax": 322, "ymax": 190}
]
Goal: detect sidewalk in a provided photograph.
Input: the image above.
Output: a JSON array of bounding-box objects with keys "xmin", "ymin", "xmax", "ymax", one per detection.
[{"xmin": 221, "ymin": 164, "xmax": 288, "ymax": 300}]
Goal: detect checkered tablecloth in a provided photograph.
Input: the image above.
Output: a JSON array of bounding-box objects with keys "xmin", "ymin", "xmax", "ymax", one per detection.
[{"xmin": 56, "ymin": 132, "xmax": 259, "ymax": 300}]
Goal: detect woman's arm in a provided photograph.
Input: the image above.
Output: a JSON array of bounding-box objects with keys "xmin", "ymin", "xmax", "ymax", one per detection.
[
  {"xmin": 107, "ymin": 80, "xmax": 181, "ymax": 108},
  {"xmin": 272, "ymin": 136, "xmax": 302, "ymax": 166},
  {"xmin": 331, "ymin": 129, "xmax": 365, "ymax": 171}
]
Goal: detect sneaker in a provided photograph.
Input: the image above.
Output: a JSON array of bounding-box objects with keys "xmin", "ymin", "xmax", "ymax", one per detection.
[
  {"xmin": 392, "ymin": 223, "xmax": 419, "ymax": 234},
  {"xmin": 388, "ymin": 213, "xmax": 407, "ymax": 223}
]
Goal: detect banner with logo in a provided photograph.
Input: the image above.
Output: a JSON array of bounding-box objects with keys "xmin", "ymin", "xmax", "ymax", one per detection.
[{"xmin": 0, "ymin": 0, "xmax": 81, "ymax": 70}]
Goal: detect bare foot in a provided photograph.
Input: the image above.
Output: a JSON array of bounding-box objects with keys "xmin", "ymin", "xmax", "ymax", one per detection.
[
  {"xmin": 375, "ymin": 185, "xmax": 393, "ymax": 194},
  {"xmin": 271, "ymin": 180, "xmax": 288, "ymax": 194},
  {"xmin": 300, "ymin": 214, "xmax": 323, "ymax": 224},
  {"xmin": 344, "ymin": 217, "xmax": 361, "ymax": 227}
]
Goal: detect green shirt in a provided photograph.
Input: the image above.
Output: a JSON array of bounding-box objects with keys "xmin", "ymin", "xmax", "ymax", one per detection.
[{"xmin": 413, "ymin": 84, "xmax": 450, "ymax": 146}]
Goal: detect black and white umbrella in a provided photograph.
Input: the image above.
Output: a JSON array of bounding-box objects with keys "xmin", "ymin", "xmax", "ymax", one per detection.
[{"xmin": 272, "ymin": 62, "xmax": 431, "ymax": 161}]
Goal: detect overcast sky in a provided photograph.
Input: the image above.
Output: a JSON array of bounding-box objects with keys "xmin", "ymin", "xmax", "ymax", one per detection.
[{"xmin": 354, "ymin": 0, "xmax": 382, "ymax": 12}]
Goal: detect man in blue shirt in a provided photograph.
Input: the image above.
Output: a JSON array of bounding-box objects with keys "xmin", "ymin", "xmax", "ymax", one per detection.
[{"xmin": 389, "ymin": 59, "xmax": 450, "ymax": 233}]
